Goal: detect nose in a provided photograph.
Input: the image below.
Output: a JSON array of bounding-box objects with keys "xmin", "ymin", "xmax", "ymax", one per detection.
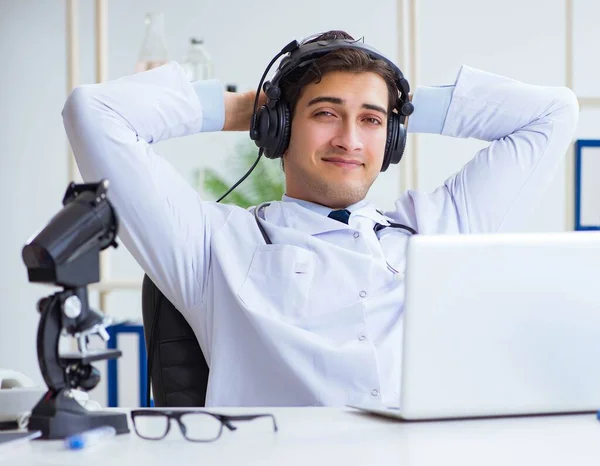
[{"xmin": 331, "ymin": 120, "xmax": 364, "ymax": 153}]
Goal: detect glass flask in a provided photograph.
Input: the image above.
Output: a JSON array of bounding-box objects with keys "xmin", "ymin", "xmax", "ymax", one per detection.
[
  {"xmin": 181, "ymin": 38, "xmax": 213, "ymax": 81},
  {"xmin": 135, "ymin": 12, "xmax": 169, "ymax": 72}
]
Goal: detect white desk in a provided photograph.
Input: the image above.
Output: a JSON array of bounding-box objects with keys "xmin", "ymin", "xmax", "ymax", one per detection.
[{"xmin": 9, "ymin": 407, "xmax": 600, "ymax": 465}]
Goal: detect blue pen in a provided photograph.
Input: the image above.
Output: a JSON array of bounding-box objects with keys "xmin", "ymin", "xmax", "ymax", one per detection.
[{"xmin": 65, "ymin": 426, "xmax": 117, "ymax": 450}]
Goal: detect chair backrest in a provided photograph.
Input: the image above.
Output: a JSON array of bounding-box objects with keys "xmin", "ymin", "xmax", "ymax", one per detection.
[{"xmin": 141, "ymin": 274, "xmax": 209, "ymax": 407}]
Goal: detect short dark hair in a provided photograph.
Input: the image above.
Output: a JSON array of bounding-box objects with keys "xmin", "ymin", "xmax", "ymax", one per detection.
[{"xmin": 280, "ymin": 30, "xmax": 400, "ymax": 117}]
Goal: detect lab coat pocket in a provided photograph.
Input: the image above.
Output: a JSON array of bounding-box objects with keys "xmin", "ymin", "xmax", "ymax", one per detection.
[{"xmin": 237, "ymin": 244, "xmax": 316, "ymax": 321}]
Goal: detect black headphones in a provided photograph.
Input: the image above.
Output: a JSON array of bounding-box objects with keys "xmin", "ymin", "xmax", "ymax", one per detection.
[{"xmin": 249, "ymin": 38, "xmax": 414, "ymax": 172}]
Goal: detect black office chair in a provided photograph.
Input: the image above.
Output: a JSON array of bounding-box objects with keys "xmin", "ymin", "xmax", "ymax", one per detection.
[{"xmin": 141, "ymin": 274, "xmax": 209, "ymax": 407}]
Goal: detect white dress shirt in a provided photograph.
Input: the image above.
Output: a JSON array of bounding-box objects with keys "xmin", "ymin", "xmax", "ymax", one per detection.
[{"xmin": 62, "ymin": 62, "xmax": 579, "ymax": 407}]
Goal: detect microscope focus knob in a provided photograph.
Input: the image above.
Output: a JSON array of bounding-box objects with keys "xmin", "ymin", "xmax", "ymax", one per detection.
[{"xmin": 63, "ymin": 295, "xmax": 82, "ymax": 319}]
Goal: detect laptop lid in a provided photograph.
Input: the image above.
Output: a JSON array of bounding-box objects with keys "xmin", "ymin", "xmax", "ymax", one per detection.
[{"xmin": 399, "ymin": 232, "xmax": 600, "ymax": 420}]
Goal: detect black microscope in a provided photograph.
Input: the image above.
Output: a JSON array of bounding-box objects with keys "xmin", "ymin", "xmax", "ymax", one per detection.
[{"xmin": 21, "ymin": 180, "xmax": 129, "ymax": 439}]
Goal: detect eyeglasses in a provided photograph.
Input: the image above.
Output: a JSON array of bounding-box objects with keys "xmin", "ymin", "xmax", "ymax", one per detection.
[{"xmin": 130, "ymin": 409, "xmax": 278, "ymax": 442}]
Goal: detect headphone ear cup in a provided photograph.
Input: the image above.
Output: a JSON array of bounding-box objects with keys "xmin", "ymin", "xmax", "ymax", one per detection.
[
  {"xmin": 397, "ymin": 121, "xmax": 407, "ymax": 162},
  {"xmin": 254, "ymin": 101, "xmax": 291, "ymax": 159},
  {"xmin": 253, "ymin": 104, "xmax": 272, "ymax": 157},
  {"xmin": 381, "ymin": 114, "xmax": 396, "ymax": 172},
  {"xmin": 381, "ymin": 113, "xmax": 407, "ymax": 172},
  {"xmin": 273, "ymin": 103, "xmax": 291, "ymax": 159}
]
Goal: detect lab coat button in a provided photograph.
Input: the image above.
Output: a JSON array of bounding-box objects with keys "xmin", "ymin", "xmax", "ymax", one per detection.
[
  {"xmin": 371, "ymin": 389, "xmax": 379, "ymax": 397},
  {"xmin": 359, "ymin": 290, "xmax": 367, "ymax": 298},
  {"xmin": 353, "ymin": 232, "xmax": 360, "ymax": 238},
  {"xmin": 358, "ymin": 334, "xmax": 366, "ymax": 341}
]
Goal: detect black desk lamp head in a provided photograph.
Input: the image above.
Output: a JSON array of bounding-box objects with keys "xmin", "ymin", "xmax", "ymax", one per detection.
[{"xmin": 22, "ymin": 180, "xmax": 129, "ymax": 439}]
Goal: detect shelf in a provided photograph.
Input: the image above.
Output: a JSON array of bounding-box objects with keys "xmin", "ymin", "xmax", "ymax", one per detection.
[{"xmin": 89, "ymin": 280, "xmax": 142, "ymax": 292}]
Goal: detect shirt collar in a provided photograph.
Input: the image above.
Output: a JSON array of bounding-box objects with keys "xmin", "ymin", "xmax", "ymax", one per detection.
[
  {"xmin": 282, "ymin": 194, "xmax": 371, "ymax": 215},
  {"xmin": 280, "ymin": 194, "xmax": 388, "ymax": 231}
]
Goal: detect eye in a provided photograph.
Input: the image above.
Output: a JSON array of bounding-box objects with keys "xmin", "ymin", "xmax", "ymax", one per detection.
[
  {"xmin": 363, "ymin": 117, "xmax": 382, "ymax": 126},
  {"xmin": 314, "ymin": 111, "xmax": 336, "ymax": 118}
]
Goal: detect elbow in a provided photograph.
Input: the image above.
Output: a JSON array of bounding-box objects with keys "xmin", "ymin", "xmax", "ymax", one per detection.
[
  {"xmin": 561, "ymin": 86, "xmax": 580, "ymax": 117},
  {"xmin": 62, "ymin": 85, "xmax": 96, "ymax": 128},
  {"xmin": 567, "ymin": 87, "xmax": 580, "ymax": 124},
  {"xmin": 553, "ymin": 87, "xmax": 580, "ymax": 133}
]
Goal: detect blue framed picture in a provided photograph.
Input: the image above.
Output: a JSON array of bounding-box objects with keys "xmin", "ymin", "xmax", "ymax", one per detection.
[{"xmin": 574, "ymin": 139, "xmax": 600, "ymax": 231}]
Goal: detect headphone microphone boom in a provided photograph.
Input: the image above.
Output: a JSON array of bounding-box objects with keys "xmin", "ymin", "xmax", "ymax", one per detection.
[{"xmin": 217, "ymin": 37, "xmax": 414, "ymax": 204}]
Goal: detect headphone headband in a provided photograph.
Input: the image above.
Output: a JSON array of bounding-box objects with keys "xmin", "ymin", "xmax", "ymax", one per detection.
[{"xmin": 272, "ymin": 39, "xmax": 410, "ymax": 100}]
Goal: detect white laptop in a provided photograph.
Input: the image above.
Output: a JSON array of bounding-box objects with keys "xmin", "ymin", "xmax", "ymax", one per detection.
[{"xmin": 349, "ymin": 231, "xmax": 600, "ymax": 421}]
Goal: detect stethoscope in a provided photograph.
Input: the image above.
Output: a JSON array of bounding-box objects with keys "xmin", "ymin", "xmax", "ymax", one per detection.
[{"xmin": 253, "ymin": 202, "xmax": 418, "ymax": 275}]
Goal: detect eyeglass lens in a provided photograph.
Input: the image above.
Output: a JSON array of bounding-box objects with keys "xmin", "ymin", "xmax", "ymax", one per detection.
[{"xmin": 133, "ymin": 412, "xmax": 223, "ymax": 441}]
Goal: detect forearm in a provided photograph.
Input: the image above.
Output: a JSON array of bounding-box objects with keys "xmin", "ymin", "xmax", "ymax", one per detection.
[
  {"xmin": 223, "ymin": 90, "xmax": 257, "ymax": 131},
  {"xmin": 64, "ymin": 62, "xmax": 212, "ymax": 146},
  {"xmin": 408, "ymin": 65, "xmax": 578, "ymax": 142},
  {"xmin": 443, "ymin": 66, "xmax": 578, "ymax": 142}
]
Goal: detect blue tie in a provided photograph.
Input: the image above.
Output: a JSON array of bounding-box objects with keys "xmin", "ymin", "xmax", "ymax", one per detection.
[{"xmin": 328, "ymin": 209, "xmax": 351, "ymax": 225}]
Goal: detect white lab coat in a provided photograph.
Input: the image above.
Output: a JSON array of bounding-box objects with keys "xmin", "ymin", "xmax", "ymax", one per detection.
[{"xmin": 62, "ymin": 62, "xmax": 578, "ymax": 407}]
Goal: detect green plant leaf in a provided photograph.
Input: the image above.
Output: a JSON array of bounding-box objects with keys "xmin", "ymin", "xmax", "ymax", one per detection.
[
  {"xmin": 202, "ymin": 140, "xmax": 285, "ymax": 208},
  {"xmin": 203, "ymin": 168, "xmax": 254, "ymax": 208}
]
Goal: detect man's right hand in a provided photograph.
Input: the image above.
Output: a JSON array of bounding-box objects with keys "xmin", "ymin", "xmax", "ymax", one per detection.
[{"xmin": 223, "ymin": 90, "xmax": 266, "ymax": 132}]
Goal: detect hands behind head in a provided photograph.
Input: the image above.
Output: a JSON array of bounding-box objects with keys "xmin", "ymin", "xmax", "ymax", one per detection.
[{"xmin": 223, "ymin": 89, "xmax": 267, "ymax": 132}]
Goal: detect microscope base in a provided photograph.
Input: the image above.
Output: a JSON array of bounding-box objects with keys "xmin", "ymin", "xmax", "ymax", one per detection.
[{"xmin": 28, "ymin": 389, "xmax": 129, "ymax": 439}]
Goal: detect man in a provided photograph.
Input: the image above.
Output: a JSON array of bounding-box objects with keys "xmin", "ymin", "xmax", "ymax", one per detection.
[{"xmin": 62, "ymin": 30, "xmax": 579, "ymax": 407}]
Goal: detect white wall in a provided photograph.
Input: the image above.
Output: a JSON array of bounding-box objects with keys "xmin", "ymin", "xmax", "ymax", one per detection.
[
  {"xmin": 1, "ymin": 0, "xmax": 69, "ymax": 388},
  {"xmin": 418, "ymin": 0, "xmax": 568, "ymax": 232},
  {"xmin": 1, "ymin": 0, "xmax": 598, "ymax": 407}
]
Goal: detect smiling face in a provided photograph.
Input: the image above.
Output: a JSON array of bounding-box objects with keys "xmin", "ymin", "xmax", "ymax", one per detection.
[{"xmin": 282, "ymin": 71, "xmax": 389, "ymax": 209}]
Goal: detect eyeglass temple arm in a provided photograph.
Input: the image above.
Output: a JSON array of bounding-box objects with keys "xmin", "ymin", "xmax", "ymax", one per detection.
[{"xmin": 221, "ymin": 414, "xmax": 278, "ymax": 432}]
